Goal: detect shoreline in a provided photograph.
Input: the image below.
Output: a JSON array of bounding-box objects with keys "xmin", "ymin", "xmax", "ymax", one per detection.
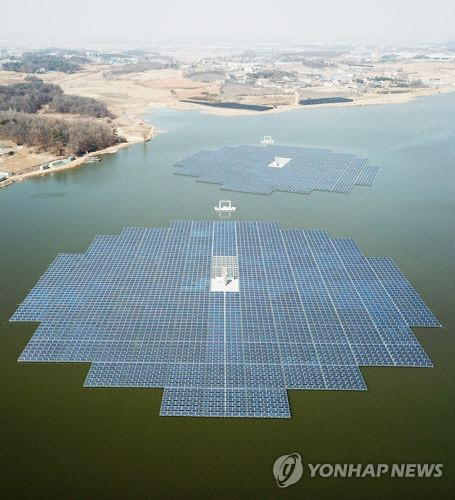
[
  {"xmin": 0, "ymin": 125, "xmax": 157, "ymax": 189},
  {"xmin": 152, "ymin": 86, "xmax": 455, "ymax": 117},
  {"xmin": 1, "ymin": 86, "xmax": 453, "ymax": 190}
]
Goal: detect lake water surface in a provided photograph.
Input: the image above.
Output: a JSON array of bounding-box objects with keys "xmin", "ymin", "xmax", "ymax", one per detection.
[{"xmin": 1, "ymin": 94, "xmax": 454, "ymax": 498}]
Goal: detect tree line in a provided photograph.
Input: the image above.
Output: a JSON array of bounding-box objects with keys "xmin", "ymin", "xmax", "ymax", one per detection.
[
  {"xmin": 2, "ymin": 53, "xmax": 82, "ymax": 74},
  {"xmin": 0, "ymin": 76, "xmax": 62, "ymax": 113},
  {"xmin": 0, "ymin": 77, "xmax": 112, "ymax": 118},
  {"xmin": 0, "ymin": 111, "xmax": 124, "ymax": 156},
  {"xmin": 50, "ymin": 94, "xmax": 113, "ymax": 118}
]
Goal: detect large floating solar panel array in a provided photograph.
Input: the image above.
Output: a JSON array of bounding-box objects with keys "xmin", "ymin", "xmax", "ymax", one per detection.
[
  {"xmin": 11, "ymin": 221, "xmax": 440, "ymax": 418},
  {"xmin": 174, "ymin": 145, "xmax": 380, "ymax": 195}
]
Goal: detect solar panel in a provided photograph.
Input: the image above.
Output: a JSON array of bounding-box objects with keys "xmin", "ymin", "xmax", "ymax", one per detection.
[
  {"xmin": 10, "ymin": 221, "xmax": 440, "ymax": 418},
  {"xmin": 175, "ymin": 145, "xmax": 379, "ymax": 195}
]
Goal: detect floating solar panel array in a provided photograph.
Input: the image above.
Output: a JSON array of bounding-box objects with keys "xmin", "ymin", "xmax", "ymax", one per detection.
[
  {"xmin": 11, "ymin": 221, "xmax": 440, "ymax": 418},
  {"xmin": 175, "ymin": 145, "xmax": 380, "ymax": 195}
]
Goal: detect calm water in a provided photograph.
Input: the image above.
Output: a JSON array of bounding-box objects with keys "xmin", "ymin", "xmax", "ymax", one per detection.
[{"xmin": 1, "ymin": 94, "xmax": 454, "ymax": 498}]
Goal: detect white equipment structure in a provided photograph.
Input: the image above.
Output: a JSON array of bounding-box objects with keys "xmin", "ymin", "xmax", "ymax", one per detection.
[
  {"xmin": 210, "ymin": 256, "xmax": 239, "ymax": 292},
  {"xmin": 268, "ymin": 156, "xmax": 292, "ymax": 168},
  {"xmin": 214, "ymin": 200, "xmax": 236, "ymax": 213},
  {"xmin": 261, "ymin": 135, "xmax": 274, "ymax": 145}
]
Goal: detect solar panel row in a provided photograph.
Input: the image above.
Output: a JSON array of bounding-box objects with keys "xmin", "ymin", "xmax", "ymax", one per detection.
[
  {"xmin": 10, "ymin": 221, "xmax": 440, "ymax": 418},
  {"xmin": 175, "ymin": 145, "xmax": 379, "ymax": 195}
]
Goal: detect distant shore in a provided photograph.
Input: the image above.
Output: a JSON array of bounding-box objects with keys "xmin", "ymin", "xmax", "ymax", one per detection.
[
  {"xmin": 158, "ymin": 86, "xmax": 455, "ymax": 117},
  {"xmin": 1, "ymin": 59, "xmax": 454, "ymax": 190}
]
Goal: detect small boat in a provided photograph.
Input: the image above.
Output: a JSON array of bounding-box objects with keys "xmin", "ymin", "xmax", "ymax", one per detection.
[
  {"xmin": 261, "ymin": 135, "xmax": 274, "ymax": 145},
  {"xmin": 214, "ymin": 200, "xmax": 236, "ymax": 213},
  {"xmin": 85, "ymin": 156, "xmax": 101, "ymax": 163}
]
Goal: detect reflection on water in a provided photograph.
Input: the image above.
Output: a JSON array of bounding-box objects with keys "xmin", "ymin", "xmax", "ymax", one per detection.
[{"xmin": 30, "ymin": 191, "xmax": 69, "ymax": 198}]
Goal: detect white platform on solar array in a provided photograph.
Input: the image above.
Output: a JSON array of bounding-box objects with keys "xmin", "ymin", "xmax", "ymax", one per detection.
[
  {"xmin": 268, "ymin": 157, "xmax": 292, "ymax": 168},
  {"xmin": 210, "ymin": 256, "xmax": 239, "ymax": 292},
  {"xmin": 11, "ymin": 221, "xmax": 440, "ymax": 418},
  {"xmin": 175, "ymin": 145, "xmax": 380, "ymax": 195}
]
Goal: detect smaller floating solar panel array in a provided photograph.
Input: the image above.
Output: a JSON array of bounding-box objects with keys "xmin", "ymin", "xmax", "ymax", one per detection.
[
  {"xmin": 11, "ymin": 221, "xmax": 440, "ymax": 418},
  {"xmin": 175, "ymin": 145, "xmax": 379, "ymax": 195}
]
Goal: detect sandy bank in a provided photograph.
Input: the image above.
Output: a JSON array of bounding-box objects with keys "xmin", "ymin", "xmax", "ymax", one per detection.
[{"xmin": 154, "ymin": 86, "xmax": 455, "ymax": 117}]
